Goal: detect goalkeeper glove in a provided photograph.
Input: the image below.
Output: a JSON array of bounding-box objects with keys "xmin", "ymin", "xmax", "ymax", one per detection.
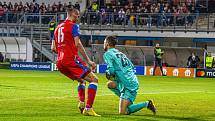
[{"xmin": 106, "ymin": 70, "xmax": 115, "ymax": 80}]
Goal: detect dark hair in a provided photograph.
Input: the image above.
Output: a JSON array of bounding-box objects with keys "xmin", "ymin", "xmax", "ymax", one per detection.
[
  {"xmin": 105, "ymin": 35, "xmax": 118, "ymax": 46},
  {"xmin": 67, "ymin": 8, "xmax": 79, "ymax": 15}
]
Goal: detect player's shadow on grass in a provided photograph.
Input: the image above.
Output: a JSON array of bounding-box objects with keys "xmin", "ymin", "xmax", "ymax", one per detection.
[
  {"xmin": 103, "ymin": 113, "xmax": 206, "ymax": 121},
  {"xmin": 101, "ymin": 113, "xmax": 157, "ymax": 121},
  {"xmin": 142, "ymin": 114, "xmax": 207, "ymax": 121},
  {"xmin": 0, "ymin": 84, "xmax": 17, "ymax": 88}
]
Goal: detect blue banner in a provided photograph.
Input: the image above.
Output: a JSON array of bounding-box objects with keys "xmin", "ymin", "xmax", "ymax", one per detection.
[
  {"xmin": 10, "ymin": 62, "xmax": 52, "ymax": 71},
  {"xmin": 97, "ymin": 64, "xmax": 108, "ymax": 73},
  {"xmin": 97, "ymin": 64, "xmax": 145, "ymax": 75},
  {"xmin": 134, "ymin": 66, "xmax": 145, "ymax": 75}
]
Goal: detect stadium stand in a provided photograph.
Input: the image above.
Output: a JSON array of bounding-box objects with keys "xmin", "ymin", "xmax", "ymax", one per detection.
[{"xmin": 0, "ymin": 37, "xmax": 33, "ymax": 62}]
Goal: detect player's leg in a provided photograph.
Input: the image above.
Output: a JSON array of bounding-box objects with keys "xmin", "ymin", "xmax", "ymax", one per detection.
[
  {"xmin": 158, "ymin": 59, "xmax": 165, "ymax": 76},
  {"xmin": 128, "ymin": 101, "xmax": 149, "ymax": 114},
  {"xmin": 119, "ymin": 89, "xmax": 156, "ymax": 115},
  {"xmin": 57, "ymin": 64, "xmax": 86, "ymax": 113},
  {"xmin": 57, "ymin": 60, "xmax": 99, "ymax": 116},
  {"xmin": 83, "ymin": 72, "xmax": 98, "ymax": 109},
  {"xmin": 127, "ymin": 100, "xmax": 156, "ymax": 115},
  {"xmin": 119, "ymin": 89, "xmax": 139, "ymax": 115},
  {"xmin": 119, "ymin": 98, "xmax": 131, "ymax": 115},
  {"xmin": 77, "ymin": 79, "xmax": 86, "ymax": 103},
  {"xmin": 77, "ymin": 79, "xmax": 86, "ymax": 113},
  {"xmin": 153, "ymin": 59, "xmax": 158, "ymax": 75},
  {"xmin": 119, "ymin": 98, "xmax": 150, "ymax": 115},
  {"xmin": 82, "ymin": 72, "xmax": 100, "ymax": 116},
  {"xmin": 107, "ymin": 80, "xmax": 121, "ymax": 97}
]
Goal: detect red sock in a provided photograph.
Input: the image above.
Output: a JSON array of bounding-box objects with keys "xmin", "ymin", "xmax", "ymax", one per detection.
[
  {"xmin": 78, "ymin": 84, "xmax": 85, "ymax": 103},
  {"xmin": 86, "ymin": 82, "xmax": 98, "ymax": 108}
]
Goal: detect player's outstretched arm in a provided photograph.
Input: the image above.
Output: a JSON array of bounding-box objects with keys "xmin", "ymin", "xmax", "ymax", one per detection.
[{"xmin": 74, "ymin": 36, "xmax": 96, "ymax": 68}]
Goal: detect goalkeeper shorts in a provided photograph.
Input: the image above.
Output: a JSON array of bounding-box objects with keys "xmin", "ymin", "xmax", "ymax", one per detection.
[
  {"xmin": 120, "ymin": 88, "xmax": 137, "ymax": 104},
  {"xmin": 112, "ymin": 80, "xmax": 137, "ymax": 104}
]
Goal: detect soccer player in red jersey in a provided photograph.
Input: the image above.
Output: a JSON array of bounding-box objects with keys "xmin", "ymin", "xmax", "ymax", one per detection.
[{"xmin": 51, "ymin": 8, "xmax": 100, "ymax": 116}]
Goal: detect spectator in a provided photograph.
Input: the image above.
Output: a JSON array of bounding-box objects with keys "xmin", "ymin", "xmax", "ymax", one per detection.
[
  {"xmin": 91, "ymin": 2, "xmax": 98, "ymax": 12},
  {"xmin": 3, "ymin": 2, "xmax": 7, "ymax": 8},
  {"xmin": 40, "ymin": 3, "xmax": 46, "ymax": 10},
  {"xmin": 205, "ymin": 52, "xmax": 214, "ymax": 69},
  {"xmin": 125, "ymin": 9, "xmax": 130, "ymax": 25},
  {"xmin": 52, "ymin": 2, "xmax": 57, "ymax": 12},
  {"xmin": 68, "ymin": 2, "xmax": 73, "ymax": 8},
  {"xmin": 166, "ymin": 8, "xmax": 172, "ymax": 25},
  {"xmin": 33, "ymin": 0, "xmax": 37, "ymax": 4},
  {"xmin": 8, "ymin": 2, "xmax": 13, "ymax": 11},
  {"xmin": 0, "ymin": 6, "xmax": 5, "ymax": 22},
  {"xmin": 18, "ymin": 2, "xmax": 23, "ymax": 12},
  {"xmin": 129, "ymin": 9, "xmax": 135, "ymax": 26},
  {"xmin": 0, "ymin": 52, "xmax": 4, "ymax": 62},
  {"xmin": 80, "ymin": 9, "xmax": 88, "ymax": 25},
  {"xmin": 23, "ymin": 5, "xmax": 29, "ymax": 13},
  {"xmin": 40, "ymin": 3, "xmax": 46, "ymax": 14},
  {"xmin": 53, "ymin": 5, "xmax": 58, "ymax": 13},
  {"xmin": 106, "ymin": 6, "xmax": 113, "ymax": 25},
  {"xmin": 63, "ymin": 3, "xmax": 68, "ymax": 11},
  {"xmin": 57, "ymin": 1, "xmax": 63, "ymax": 12},
  {"xmin": 187, "ymin": 52, "xmax": 200, "ymax": 68},
  {"xmin": 34, "ymin": 3, "xmax": 40, "ymax": 13},
  {"xmin": 49, "ymin": 17, "xmax": 56, "ymax": 40},
  {"xmin": 59, "ymin": 5, "xmax": 65, "ymax": 12},
  {"xmin": 100, "ymin": 8, "xmax": 107, "ymax": 24},
  {"xmin": 46, "ymin": 4, "xmax": 52, "ymax": 13},
  {"xmin": 136, "ymin": 6, "xmax": 144, "ymax": 26},
  {"xmin": 117, "ymin": 8, "xmax": 125, "ymax": 25},
  {"xmin": 153, "ymin": 43, "xmax": 166, "ymax": 76},
  {"xmin": 74, "ymin": 2, "xmax": 80, "ymax": 11},
  {"xmin": 113, "ymin": 8, "xmax": 118, "ymax": 24}
]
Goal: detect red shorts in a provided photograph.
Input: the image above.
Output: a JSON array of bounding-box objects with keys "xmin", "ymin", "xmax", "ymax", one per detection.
[{"xmin": 57, "ymin": 57, "xmax": 91, "ymax": 80}]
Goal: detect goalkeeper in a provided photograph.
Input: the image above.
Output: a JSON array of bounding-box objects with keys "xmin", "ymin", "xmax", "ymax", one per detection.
[{"xmin": 103, "ymin": 35, "xmax": 156, "ymax": 115}]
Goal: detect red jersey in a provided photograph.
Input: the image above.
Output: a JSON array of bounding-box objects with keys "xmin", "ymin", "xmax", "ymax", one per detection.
[
  {"xmin": 54, "ymin": 19, "xmax": 81, "ymax": 62},
  {"xmin": 54, "ymin": 19, "xmax": 91, "ymax": 80}
]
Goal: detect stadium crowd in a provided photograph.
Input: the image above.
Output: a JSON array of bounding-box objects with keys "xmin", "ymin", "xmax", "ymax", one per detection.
[
  {"xmin": 0, "ymin": 1, "xmax": 80, "ymax": 23},
  {"xmin": 0, "ymin": 0, "xmax": 197, "ymax": 26},
  {"xmin": 0, "ymin": 1, "xmax": 80, "ymax": 13},
  {"xmin": 82, "ymin": 0, "xmax": 197, "ymax": 26}
]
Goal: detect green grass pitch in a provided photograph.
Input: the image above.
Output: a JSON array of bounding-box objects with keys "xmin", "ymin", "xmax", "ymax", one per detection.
[{"xmin": 0, "ymin": 69, "xmax": 215, "ymax": 121}]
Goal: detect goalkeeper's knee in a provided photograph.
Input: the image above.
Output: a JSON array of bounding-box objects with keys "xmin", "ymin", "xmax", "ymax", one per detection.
[{"xmin": 107, "ymin": 81, "xmax": 116, "ymax": 89}]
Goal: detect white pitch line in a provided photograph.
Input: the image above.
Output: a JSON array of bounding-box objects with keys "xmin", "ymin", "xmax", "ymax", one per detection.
[
  {"xmin": 1, "ymin": 76, "xmax": 49, "ymax": 78},
  {"xmin": 0, "ymin": 91, "xmax": 214, "ymax": 102}
]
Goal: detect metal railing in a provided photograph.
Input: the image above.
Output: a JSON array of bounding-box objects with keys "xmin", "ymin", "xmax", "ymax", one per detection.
[
  {"xmin": 1, "ymin": 12, "xmax": 214, "ymax": 32},
  {"xmin": 80, "ymin": 12, "xmax": 215, "ymax": 32},
  {"xmin": 0, "ymin": 12, "xmax": 23, "ymax": 23},
  {"xmin": 91, "ymin": 44, "xmax": 206, "ymax": 68},
  {"xmin": 15, "ymin": 12, "xmax": 67, "ymax": 25}
]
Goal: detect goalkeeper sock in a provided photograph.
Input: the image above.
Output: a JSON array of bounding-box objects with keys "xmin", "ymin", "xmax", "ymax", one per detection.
[
  {"xmin": 78, "ymin": 83, "xmax": 85, "ymax": 103},
  {"xmin": 127, "ymin": 101, "xmax": 149, "ymax": 114},
  {"xmin": 86, "ymin": 82, "xmax": 98, "ymax": 108}
]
